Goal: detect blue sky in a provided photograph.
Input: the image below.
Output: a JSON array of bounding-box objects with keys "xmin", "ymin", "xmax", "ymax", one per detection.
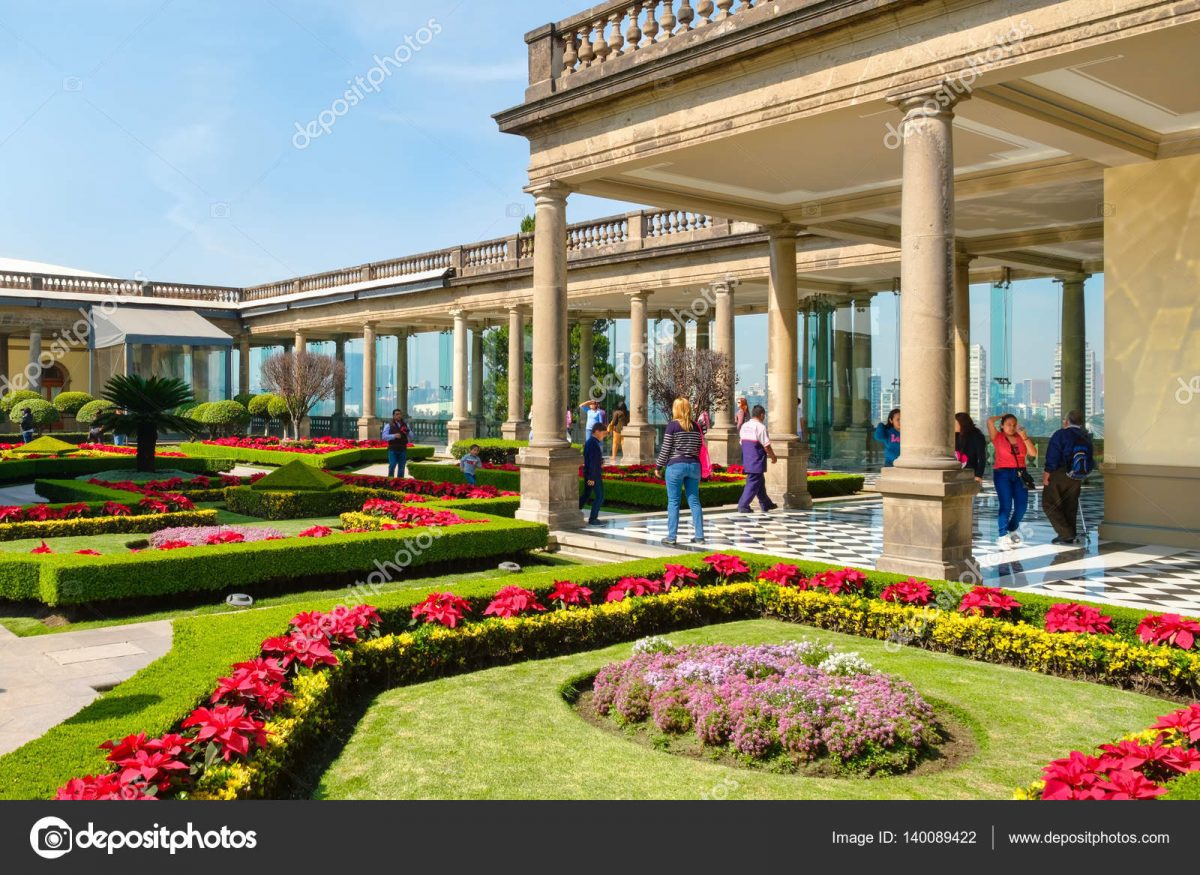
[{"xmin": 0, "ymin": 0, "xmax": 1102, "ymax": 388}]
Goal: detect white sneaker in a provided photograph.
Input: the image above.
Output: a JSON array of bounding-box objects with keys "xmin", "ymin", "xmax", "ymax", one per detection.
[
  {"xmin": 997, "ymin": 534, "xmax": 1014, "ymax": 549},
  {"xmin": 1008, "ymin": 531, "xmax": 1024, "ymax": 546}
]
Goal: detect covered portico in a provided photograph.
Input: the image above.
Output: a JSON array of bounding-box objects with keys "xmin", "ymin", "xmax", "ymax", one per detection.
[{"xmin": 496, "ymin": 0, "xmax": 1200, "ymax": 570}]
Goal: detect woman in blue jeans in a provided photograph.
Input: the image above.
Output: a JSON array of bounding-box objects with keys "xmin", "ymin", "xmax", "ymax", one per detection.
[
  {"xmin": 987, "ymin": 413, "xmax": 1039, "ymax": 548},
  {"xmin": 654, "ymin": 397, "xmax": 705, "ymax": 547}
]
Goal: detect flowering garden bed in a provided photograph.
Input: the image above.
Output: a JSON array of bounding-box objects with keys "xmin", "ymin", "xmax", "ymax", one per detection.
[
  {"xmin": 407, "ymin": 462, "xmax": 865, "ymax": 507},
  {"xmin": 179, "ymin": 437, "xmax": 434, "ymax": 469},
  {"xmin": 3, "ymin": 549, "xmax": 1195, "ymax": 801}
]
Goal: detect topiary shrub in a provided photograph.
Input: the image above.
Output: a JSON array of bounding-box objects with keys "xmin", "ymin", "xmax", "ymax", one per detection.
[
  {"xmin": 195, "ymin": 400, "xmax": 251, "ymax": 437},
  {"xmin": 234, "ymin": 392, "xmax": 254, "ymax": 407},
  {"xmin": 75, "ymin": 399, "xmax": 116, "ymax": 424},
  {"xmin": 0, "ymin": 389, "xmax": 41, "ymax": 414},
  {"xmin": 10, "ymin": 398, "xmax": 61, "ymax": 428},
  {"xmin": 266, "ymin": 395, "xmax": 291, "ymax": 423},
  {"xmin": 52, "ymin": 391, "xmax": 94, "ymax": 416},
  {"xmin": 247, "ymin": 394, "xmax": 277, "ymax": 417}
]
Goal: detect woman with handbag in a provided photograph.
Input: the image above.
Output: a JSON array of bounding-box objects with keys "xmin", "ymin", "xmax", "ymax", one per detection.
[
  {"xmin": 987, "ymin": 413, "xmax": 1038, "ymax": 548},
  {"xmin": 654, "ymin": 397, "xmax": 705, "ymax": 547}
]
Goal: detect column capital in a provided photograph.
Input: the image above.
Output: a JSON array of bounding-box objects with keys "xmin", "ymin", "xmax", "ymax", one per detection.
[
  {"xmin": 523, "ymin": 179, "xmax": 572, "ymax": 201},
  {"xmin": 761, "ymin": 221, "xmax": 801, "ymax": 238},
  {"xmin": 625, "ymin": 289, "xmax": 653, "ymax": 301},
  {"xmin": 449, "ymin": 307, "xmax": 467, "ymax": 320},
  {"xmin": 505, "ymin": 302, "xmax": 527, "ymax": 314},
  {"xmin": 1055, "ymin": 273, "xmax": 1091, "ymax": 286},
  {"xmin": 887, "ymin": 83, "xmax": 970, "ymax": 115}
]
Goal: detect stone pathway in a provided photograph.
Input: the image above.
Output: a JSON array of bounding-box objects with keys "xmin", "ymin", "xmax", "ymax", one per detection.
[{"xmin": 0, "ymin": 620, "xmax": 172, "ymax": 756}]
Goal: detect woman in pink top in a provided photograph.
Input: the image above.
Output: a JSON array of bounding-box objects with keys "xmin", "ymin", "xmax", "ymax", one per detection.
[{"xmin": 987, "ymin": 413, "xmax": 1039, "ymax": 547}]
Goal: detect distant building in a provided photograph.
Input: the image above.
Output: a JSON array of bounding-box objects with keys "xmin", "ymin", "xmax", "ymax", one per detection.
[
  {"xmin": 880, "ymin": 386, "xmax": 899, "ymax": 419},
  {"xmin": 1052, "ymin": 342, "xmax": 1098, "ymax": 423},
  {"xmin": 869, "ymin": 373, "xmax": 882, "ymax": 424},
  {"xmin": 968, "ymin": 344, "xmax": 988, "ymax": 424}
]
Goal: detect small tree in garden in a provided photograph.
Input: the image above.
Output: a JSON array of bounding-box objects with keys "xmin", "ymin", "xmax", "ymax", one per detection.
[
  {"xmin": 260, "ymin": 350, "xmax": 345, "ymax": 440},
  {"xmin": 93, "ymin": 375, "xmax": 204, "ymax": 472},
  {"xmin": 647, "ymin": 347, "xmax": 734, "ymax": 420}
]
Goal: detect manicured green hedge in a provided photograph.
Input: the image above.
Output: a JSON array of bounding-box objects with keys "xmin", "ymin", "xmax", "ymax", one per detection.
[
  {"xmin": 0, "ymin": 509, "xmax": 218, "ymax": 542},
  {"xmin": 178, "ymin": 442, "xmax": 434, "ymax": 469},
  {"xmin": 35, "ymin": 479, "xmax": 151, "ymax": 504},
  {"xmin": 0, "ymin": 454, "xmax": 228, "ymax": 484},
  {"xmin": 224, "ymin": 486, "xmax": 382, "ymax": 519},
  {"xmin": 426, "ymin": 496, "xmax": 520, "ymax": 518},
  {"xmin": 1, "ymin": 431, "xmax": 92, "ymax": 445},
  {"xmin": 408, "ymin": 462, "xmax": 864, "ymax": 507},
  {"xmin": 449, "ymin": 438, "xmax": 524, "ymax": 464},
  {"xmin": 0, "ymin": 513, "xmax": 548, "ymax": 606}
]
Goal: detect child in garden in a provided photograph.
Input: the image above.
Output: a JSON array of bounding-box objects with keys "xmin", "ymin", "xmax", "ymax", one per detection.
[{"xmin": 459, "ymin": 444, "xmax": 482, "ymax": 485}]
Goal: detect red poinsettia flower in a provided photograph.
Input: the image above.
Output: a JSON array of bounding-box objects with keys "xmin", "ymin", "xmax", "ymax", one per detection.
[
  {"xmin": 1041, "ymin": 750, "xmax": 1107, "ymax": 800},
  {"xmin": 0, "ymin": 505, "xmax": 25, "ymax": 522},
  {"xmin": 60, "ymin": 502, "xmax": 90, "ymax": 519},
  {"xmin": 30, "ymin": 541, "xmax": 52, "ymax": 554},
  {"xmin": 156, "ymin": 540, "xmax": 192, "ymax": 550},
  {"xmin": 181, "ymin": 705, "xmax": 268, "ymax": 761},
  {"xmin": 112, "ymin": 749, "xmax": 189, "ymax": 789},
  {"xmin": 880, "ymin": 578, "xmax": 934, "ymax": 605},
  {"xmin": 1136, "ymin": 613, "xmax": 1200, "ymax": 650},
  {"xmin": 99, "ymin": 732, "xmax": 156, "ymax": 763},
  {"xmin": 1045, "ymin": 602, "xmax": 1113, "ymax": 635},
  {"xmin": 298, "ymin": 525, "xmax": 334, "ymax": 538},
  {"xmin": 55, "ymin": 773, "xmax": 155, "ymax": 801},
  {"xmin": 1152, "ymin": 704, "xmax": 1200, "ymax": 743},
  {"xmin": 605, "ymin": 577, "xmax": 663, "ymax": 602},
  {"xmin": 810, "ymin": 568, "xmax": 868, "ymax": 595},
  {"xmin": 139, "ymin": 498, "xmax": 171, "ymax": 514},
  {"xmin": 661, "ymin": 564, "xmax": 700, "ymax": 590},
  {"xmin": 546, "ymin": 580, "xmax": 592, "ymax": 607},
  {"xmin": 483, "ymin": 586, "xmax": 546, "ymax": 618},
  {"xmin": 205, "ymin": 530, "xmax": 245, "ymax": 545},
  {"xmin": 957, "ymin": 586, "xmax": 1021, "ymax": 619},
  {"xmin": 103, "ymin": 501, "xmax": 132, "ymax": 516},
  {"xmin": 756, "ymin": 563, "xmax": 804, "ymax": 587},
  {"xmin": 411, "ymin": 592, "xmax": 472, "ymax": 628},
  {"xmin": 1093, "ymin": 769, "xmax": 1166, "ymax": 800},
  {"xmin": 701, "ymin": 553, "xmax": 750, "ymax": 580},
  {"xmin": 75, "ymin": 549, "xmax": 102, "ymax": 556}
]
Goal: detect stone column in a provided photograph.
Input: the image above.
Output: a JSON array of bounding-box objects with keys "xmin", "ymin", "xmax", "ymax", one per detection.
[
  {"xmin": 578, "ymin": 318, "xmax": 594, "ymax": 403},
  {"xmin": 516, "ymin": 181, "xmax": 578, "ymax": 528},
  {"xmin": 876, "ymin": 89, "xmax": 979, "ymax": 580},
  {"xmin": 695, "ymin": 318, "xmax": 710, "ymax": 351},
  {"xmin": 1059, "ymin": 274, "xmax": 1088, "ymax": 421},
  {"xmin": 672, "ymin": 314, "xmax": 686, "ymax": 349},
  {"xmin": 292, "ymin": 330, "xmax": 309, "ymax": 436},
  {"xmin": 764, "ymin": 225, "xmax": 811, "ymax": 509},
  {"xmin": 832, "ymin": 300, "xmax": 853, "ymax": 429},
  {"xmin": 334, "ymin": 336, "xmax": 347, "ymax": 424},
  {"xmin": 238, "ymin": 335, "xmax": 251, "ymax": 398},
  {"xmin": 446, "ymin": 309, "xmax": 476, "ymax": 445},
  {"xmin": 953, "ymin": 252, "xmax": 973, "ymax": 416},
  {"xmin": 28, "ymin": 329, "xmax": 42, "ymax": 392},
  {"xmin": 851, "ymin": 297, "xmax": 873, "ymax": 427},
  {"xmin": 501, "ymin": 305, "xmax": 529, "ymax": 439},
  {"xmin": 621, "ymin": 289, "xmax": 658, "ymax": 465},
  {"xmin": 356, "ymin": 322, "xmax": 379, "ymax": 439},
  {"xmin": 706, "ymin": 281, "xmax": 740, "ymax": 466},
  {"xmin": 393, "ymin": 331, "xmax": 408, "ymax": 420},
  {"xmin": 470, "ymin": 325, "xmax": 484, "ymax": 420}
]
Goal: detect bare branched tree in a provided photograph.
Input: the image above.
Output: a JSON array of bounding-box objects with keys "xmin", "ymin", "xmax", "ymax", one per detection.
[
  {"xmin": 647, "ymin": 348, "xmax": 734, "ymax": 420},
  {"xmin": 260, "ymin": 350, "xmax": 345, "ymax": 439}
]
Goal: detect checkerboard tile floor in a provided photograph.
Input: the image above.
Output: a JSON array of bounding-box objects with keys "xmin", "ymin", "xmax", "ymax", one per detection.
[{"xmin": 588, "ymin": 483, "xmax": 1200, "ymax": 615}]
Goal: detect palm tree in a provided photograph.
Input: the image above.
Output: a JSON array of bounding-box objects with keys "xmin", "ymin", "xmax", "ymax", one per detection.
[{"xmin": 93, "ymin": 375, "xmax": 205, "ymax": 472}]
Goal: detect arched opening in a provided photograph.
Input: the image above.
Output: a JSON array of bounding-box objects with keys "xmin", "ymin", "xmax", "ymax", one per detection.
[{"xmin": 41, "ymin": 363, "xmax": 67, "ymax": 400}]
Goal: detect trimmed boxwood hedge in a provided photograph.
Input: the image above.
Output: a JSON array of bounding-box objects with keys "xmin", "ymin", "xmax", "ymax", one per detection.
[
  {"xmin": 224, "ymin": 486, "xmax": 384, "ymax": 519},
  {"xmin": 0, "ymin": 512, "xmax": 548, "ymax": 606},
  {"xmin": 177, "ymin": 442, "xmax": 436, "ymax": 468},
  {"xmin": 0, "ymin": 455, "xmax": 229, "ymax": 484},
  {"xmin": 407, "ymin": 462, "xmax": 864, "ymax": 507},
  {"xmin": 0, "ymin": 509, "xmax": 218, "ymax": 543}
]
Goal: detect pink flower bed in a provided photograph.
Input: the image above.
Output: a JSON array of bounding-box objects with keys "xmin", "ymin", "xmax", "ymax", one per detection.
[{"xmin": 149, "ymin": 525, "xmax": 286, "ymax": 549}]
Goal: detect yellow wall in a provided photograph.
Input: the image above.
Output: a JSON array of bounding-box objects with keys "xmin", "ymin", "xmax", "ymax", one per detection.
[{"xmin": 1101, "ymin": 152, "xmax": 1200, "ymax": 547}]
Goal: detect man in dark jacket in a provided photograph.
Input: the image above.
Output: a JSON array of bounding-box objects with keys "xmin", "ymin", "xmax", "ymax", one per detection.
[
  {"xmin": 19, "ymin": 406, "xmax": 35, "ymax": 443},
  {"xmin": 579, "ymin": 422, "xmax": 606, "ymax": 525},
  {"xmin": 382, "ymin": 408, "xmax": 410, "ymax": 478},
  {"xmin": 1042, "ymin": 409, "xmax": 1095, "ymax": 545}
]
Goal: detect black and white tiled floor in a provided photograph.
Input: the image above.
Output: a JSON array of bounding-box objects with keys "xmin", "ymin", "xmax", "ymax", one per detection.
[{"xmin": 587, "ymin": 484, "xmax": 1200, "ymax": 616}]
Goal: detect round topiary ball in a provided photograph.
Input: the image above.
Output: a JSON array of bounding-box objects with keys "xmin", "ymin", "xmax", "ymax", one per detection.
[
  {"xmin": 0, "ymin": 389, "xmax": 41, "ymax": 413},
  {"xmin": 188, "ymin": 402, "xmax": 213, "ymax": 422},
  {"xmin": 199, "ymin": 400, "xmax": 251, "ymax": 428},
  {"xmin": 52, "ymin": 391, "xmax": 95, "ymax": 416},
  {"xmin": 10, "ymin": 398, "xmax": 61, "ymax": 427},
  {"xmin": 75, "ymin": 399, "xmax": 116, "ymax": 424},
  {"xmin": 266, "ymin": 395, "xmax": 291, "ymax": 421},
  {"xmin": 247, "ymin": 393, "xmax": 277, "ymax": 417}
]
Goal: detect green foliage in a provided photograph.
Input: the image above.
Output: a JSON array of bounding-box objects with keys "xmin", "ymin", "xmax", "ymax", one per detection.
[
  {"xmin": 0, "ymin": 513, "xmax": 549, "ymax": 605},
  {"xmin": 247, "ymin": 394, "xmax": 277, "ymax": 417},
  {"xmin": 192, "ymin": 400, "xmax": 251, "ymax": 435},
  {"xmin": 75, "ymin": 399, "xmax": 116, "ymax": 424},
  {"xmin": 178, "ymin": 441, "xmax": 390, "ymax": 469},
  {"xmin": 409, "ymin": 462, "xmax": 519, "ymax": 491},
  {"xmin": 251, "ymin": 459, "xmax": 344, "ymax": 492},
  {"xmin": 94, "ymin": 375, "xmax": 205, "ymax": 472},
  {"xmin": 52, "ymin": 392, "xmax": 94, "ymax": 416},
  {"xmin": 6, "ymin": 436, "xmax": 79, "ymax": 457},
  {"xmin": 0, "ymin": 390, "xmax": 40, "ymax": 413},
  {"xmin": 10, "ymin": 398, "xmax": 60, "ymax": 427},
  {"xmin": 1162, "ymin": 771, "xmax": 1200, "ymax": 800},
  {"xmin": 234, "ymin": 393, "xmax": 254, "ymax": 407},
  {"xmin": 266, "ymin": 395, "xmax": 291, "ymax": 421},
  {"xmin": 519, "ymin": 214, "xmax": 535, "ymax": 233},
  {"xmin": 0, "ymin": 509, "xmax": 218, "ymax": 542},
  {"xmin": 449, "ymin": 438, "xmax": 526, "ymax": 464},
  {"xmin": 224, "ymin": 486, "xmax": 371, "ymax": 519},
  {"xmin": 0, "ymin": 455, "xmax": 225, "ymax": 485}
]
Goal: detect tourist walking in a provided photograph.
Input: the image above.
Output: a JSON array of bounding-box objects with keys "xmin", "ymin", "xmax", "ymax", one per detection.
[
  {"xmin": 736, "ymin": 404, "xmax": 778, "ymax": 513},
  {"xmin": 734, "ymin": 397, "xmax": 749, "ymax": 431},
  {"xmin": 954, "ymin": 412, "xmax": 987, "ymax": 482},
  {"xmin": 459, "ymin": 443, "xmax": 482, "ymax": 485},
  {"xmin": 382, "ymin": 408, "xmax": 410, "ymax": 478},
  {"xmin": 19, "ymin": 405, "xmax": 34, "ymax": 444},
  {"xmin": 987, "ymin": 413, "xmax": 1039, "ymax": 547},
  {"xmin": 607, "ymin": 401, "xmax": 628, "ymax": 463},
  {"xmin": 655, "ymin": 397, "xmax": 705, "ymax": 546},
  {"xmin": 579, "ymin": 422, "xmax": 606, "ymax": 525},
  {"xmin": 873, "ymin": 408, "xmax": 901, "ymax": 466},
  {"xmin": 1042, "ymin": 410, "xmax": 1096, "ymax": 545}
]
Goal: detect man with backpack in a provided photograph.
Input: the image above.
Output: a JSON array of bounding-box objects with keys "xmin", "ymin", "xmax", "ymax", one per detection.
[{"xmin": 1042, "ymin": 409, "xmax": 1096, "ymax": 545}]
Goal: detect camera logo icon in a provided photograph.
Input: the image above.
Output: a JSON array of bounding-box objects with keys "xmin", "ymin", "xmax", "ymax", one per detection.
[{"xmin": 30, "ymin": 816, "xmax": 73, "ymax": 859}]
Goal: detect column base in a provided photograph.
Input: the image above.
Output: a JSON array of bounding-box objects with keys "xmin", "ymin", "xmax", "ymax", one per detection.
[
  {"xmin": 705, "ymin": 426, "xmax": 741, "ymax": 468},
  {"xmin": 875, "ymin": 466, "xmax": 980, "ymax": 580},
  {"xmin": 765, "ymin": 436, "xmax": 813, "ymax": 509},
  {"xmin": 619, "ymin": 423, "xmax": 658, "ymax": 466},
  {"xmin": 500, "ymin": 420, "xmax": 530, "ymax": 441},
  {"xmin": 446, "ymin": 419, "xmax": 477, "ymax": 447},
  {"xmin": 356, "ymin": 417, "xmax": 380, "ymax": 441},
  {"xmin": 515, "ymin": 445, "xmax": 583, "ymax": 530}
]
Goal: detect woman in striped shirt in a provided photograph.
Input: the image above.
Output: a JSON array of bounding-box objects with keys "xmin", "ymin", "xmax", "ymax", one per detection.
[{"xmin": 655, "ymin": 397, "xmax": 706, "ymax": 546}]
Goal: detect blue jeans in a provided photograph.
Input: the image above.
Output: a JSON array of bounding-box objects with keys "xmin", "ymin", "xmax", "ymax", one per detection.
[
  {"xmin": 579, "ymin": 479, "xmax": 604, "ymax": 523},
  {"xmin": 463, "ymin": 471, "xmax": 476, "ymax": 485},
  {"xmin": 994, "ymin": 468, "xmax": 1028, "ymax": 538},
  {"xmin": 736, "ymin": 471, "xmax": 773, "ymax": 511},
  {"xmin": 387, "ymin": 449, "xmax": 407, "ymax": 479},
  {"xmin": 21, "ymin": 429, "xmax": 34, "ymax": 444},
  {"xmin": 665, "ymin": 461, "xmax": 704, "ymax": 542}
]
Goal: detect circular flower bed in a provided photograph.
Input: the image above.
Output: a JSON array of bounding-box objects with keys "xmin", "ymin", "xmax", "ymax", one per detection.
[{"xmin": 588, "ymin": 640, "xmax": 942, "ymax": 776}]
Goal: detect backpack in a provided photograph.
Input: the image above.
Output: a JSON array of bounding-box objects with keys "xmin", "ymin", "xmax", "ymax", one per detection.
[{"xmin": 1067, "ymin": 429, "xmax": 1094, "ymax": 481}]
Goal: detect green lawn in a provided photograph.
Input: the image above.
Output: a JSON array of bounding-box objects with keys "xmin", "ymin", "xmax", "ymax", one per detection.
[{"xmin": 315, "ymin": 619, "xmax": 1171, "ymax": 800}]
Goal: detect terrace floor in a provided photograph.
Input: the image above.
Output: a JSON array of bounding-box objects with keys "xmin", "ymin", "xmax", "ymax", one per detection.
[{"xmin": 583, "ymin": 483, "xmax": 1200, "ymax": 616}]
